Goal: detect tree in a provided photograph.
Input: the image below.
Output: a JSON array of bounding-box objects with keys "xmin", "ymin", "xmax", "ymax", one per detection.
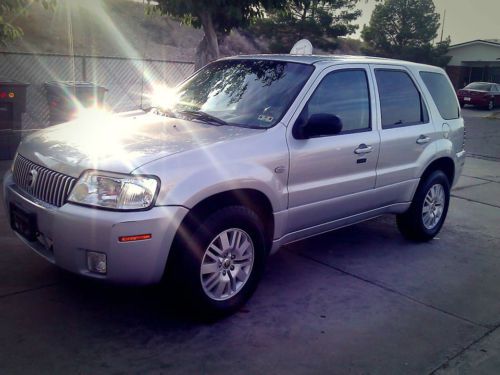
[
  {"xmin": 361, "ymin": 0, "xmax": 450, "ymax": 66},
  {"xmin": 0, "ymin": 0, "xmax": 55, "ymax": 45},
  {"xmin": 252, "ymin": 0, "xmax": 362, "ymax": 53},
  {"xmin": 151, "ymin": 0, "xmax": 284, "ymax": 70}
]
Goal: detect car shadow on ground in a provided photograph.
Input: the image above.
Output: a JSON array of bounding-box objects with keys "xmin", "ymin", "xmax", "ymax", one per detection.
[
  {"xmin": 45, "ymin": 214, "xmax": 414, "ymax": 325},
  {"xmin": 462, "ymin": 106, "xmax": 496, "ymax": 116}
]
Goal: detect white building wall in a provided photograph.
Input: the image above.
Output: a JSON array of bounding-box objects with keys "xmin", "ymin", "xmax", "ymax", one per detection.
[{"xmin": 448, "ymin": 43, "xmax": 500, "ymax": 66}]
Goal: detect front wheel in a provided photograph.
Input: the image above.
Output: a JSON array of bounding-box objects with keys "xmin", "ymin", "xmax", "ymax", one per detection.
[
  {"xmin": 171, "ymin": 206, "xmax": 267, "ymax": 318},
  {"xmin": 397, "ymin": 170, "xmax": 450, "ymax": 242}
]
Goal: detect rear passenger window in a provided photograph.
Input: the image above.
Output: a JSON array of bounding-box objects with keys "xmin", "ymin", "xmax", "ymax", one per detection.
[
  {"xmin": 420, "ymin": 72, "xmax": 460, "ymax": 120},
  {"xmin": 375, "ymin": 70, "xmax": 429, "ymax": 129}
]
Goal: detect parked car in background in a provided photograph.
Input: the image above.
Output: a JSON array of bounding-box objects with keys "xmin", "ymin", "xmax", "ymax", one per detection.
[
  {"xmin": 457, "ymin": 82, "xmax": 500, "ymax": 110},
  {"xmin": 3, "ymin": 55, "xmax": 465, "ymax": 317}
]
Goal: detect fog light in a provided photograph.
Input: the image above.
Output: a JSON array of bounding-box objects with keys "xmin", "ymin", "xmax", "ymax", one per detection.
[{"xmin": 87, "ymin": 251, "xmax": 107, "ymax": 274}]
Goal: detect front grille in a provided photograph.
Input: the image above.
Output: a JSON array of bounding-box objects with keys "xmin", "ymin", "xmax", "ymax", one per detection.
[{"xmin": 12, "ymin": 154, "xmax": 77, "ymax": 207}]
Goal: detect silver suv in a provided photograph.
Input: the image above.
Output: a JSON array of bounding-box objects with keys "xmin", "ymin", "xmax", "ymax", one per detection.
[{"xmin": 3, "ymin": 55, "xmax": 465, "ymax": 316}]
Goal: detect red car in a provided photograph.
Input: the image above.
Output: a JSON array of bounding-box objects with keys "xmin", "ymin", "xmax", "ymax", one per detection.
[{"xmin": 457, "ymin": 82, "xmax": 500, "ymax": 110}]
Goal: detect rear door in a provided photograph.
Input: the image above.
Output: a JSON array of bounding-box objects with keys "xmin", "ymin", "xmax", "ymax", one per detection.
[{"xmin": 370, "ymin": 65, "xmax": 439, "ymax": 203}]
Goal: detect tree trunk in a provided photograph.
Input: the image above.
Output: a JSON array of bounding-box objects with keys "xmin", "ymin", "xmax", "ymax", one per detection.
[{"xmin": 194, "ymin": 10, "xmax": 219, "ymax": 71}]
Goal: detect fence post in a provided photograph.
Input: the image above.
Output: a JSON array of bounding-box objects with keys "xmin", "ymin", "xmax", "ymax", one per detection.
[{"xmin": 81, "ymin": 56, "xmax": 87, "ymax": 82}]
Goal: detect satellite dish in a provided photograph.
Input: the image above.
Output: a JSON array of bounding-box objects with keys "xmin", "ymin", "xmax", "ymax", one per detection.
[{"xmin": 290, "ymin": 39, "xmax": 313, "ymax": 55}]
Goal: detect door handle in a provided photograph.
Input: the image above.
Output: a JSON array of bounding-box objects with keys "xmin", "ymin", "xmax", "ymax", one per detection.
[
  {"xmin": 416, "ymin": 135, "xmax": 431, "ymax": 144},
  {"xmin": 354, "ymin": 144, "xmax": 373, "ymax": 155}
]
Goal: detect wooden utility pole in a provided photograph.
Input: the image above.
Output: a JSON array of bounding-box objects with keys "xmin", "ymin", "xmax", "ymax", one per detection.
[{"xmin": 440, "ymin": 9, "xmax": 446, "ymax": 42}]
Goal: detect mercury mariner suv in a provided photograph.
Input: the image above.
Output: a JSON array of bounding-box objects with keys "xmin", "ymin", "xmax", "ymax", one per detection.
[{"xmin": 3, "ymin": 55, "xmax": 465, "ymax": 316}]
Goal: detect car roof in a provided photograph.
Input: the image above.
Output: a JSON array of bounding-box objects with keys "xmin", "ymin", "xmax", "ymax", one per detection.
[
  {"xmin": 467, "ymin": 82, "xmax": 495, "ymax": 85},
  {"xmin": 222, "ymin": 54, "xmax": 438, "ymax": 70}
]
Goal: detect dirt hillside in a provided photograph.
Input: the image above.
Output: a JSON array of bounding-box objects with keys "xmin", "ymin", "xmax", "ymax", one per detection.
[{"xmin": 2, "ymin": 0, "xmax": 360, "ymax": 60}]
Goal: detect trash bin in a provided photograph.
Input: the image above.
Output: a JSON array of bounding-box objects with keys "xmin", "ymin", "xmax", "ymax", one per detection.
[
  {"xmin": 0, "ymin": 79, "xmax": 29, "ymax": 160},
  {"xmin": 45, "ymin": 81, "xmax": 107, "ymax": 125}
]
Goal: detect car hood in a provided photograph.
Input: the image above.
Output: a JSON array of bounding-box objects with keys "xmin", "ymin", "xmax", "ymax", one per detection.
[{"xmin": 17, "ymin": 110, "xmax": 263, "ymax": 178}]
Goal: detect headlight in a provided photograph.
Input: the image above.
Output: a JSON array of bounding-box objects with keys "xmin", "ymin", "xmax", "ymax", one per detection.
[{"xmin": 68, "ymin": 171, "xmax": 159, "ymax": 210}]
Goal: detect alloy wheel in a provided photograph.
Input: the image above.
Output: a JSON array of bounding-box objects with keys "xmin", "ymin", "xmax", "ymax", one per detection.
[
  {"xmin": 422, "ymin": 184, "xmax": 445, "ymax": 230},
  {"xmin": 200, "ymin": 228, "xmax": 254, "ymax": 301}
]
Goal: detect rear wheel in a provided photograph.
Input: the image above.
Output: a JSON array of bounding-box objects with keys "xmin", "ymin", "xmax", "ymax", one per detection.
[
  {"xmin": 397, "ymin": 170, "xmax": 450, "ymax": 242},
  {"xmin": 170, "ymin": 206, "xmax": 267, "ymax": 317}
]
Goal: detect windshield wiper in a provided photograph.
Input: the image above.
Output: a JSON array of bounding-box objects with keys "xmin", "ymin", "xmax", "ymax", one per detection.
[
  {"xmin": 178, "ymin": 110, "xmax": 228, "ymax": 126},
  {"xmin": 150, "ymin": 107, "xmax": 178, "ymax": 118}
]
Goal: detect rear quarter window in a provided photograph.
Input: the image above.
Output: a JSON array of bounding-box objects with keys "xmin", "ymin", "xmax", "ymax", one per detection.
[{"xmin": 420, "ymin": 72, "xmax": 460, "ymax": 120}]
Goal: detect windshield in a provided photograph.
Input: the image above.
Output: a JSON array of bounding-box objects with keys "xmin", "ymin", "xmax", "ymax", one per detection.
[
  {"xmin": 464, "ymin": 83, "xmax": 492, "ymax": 91},
  {"xmin": 155, "ymin": 60, "xmax": 314, "ymax": 128}
]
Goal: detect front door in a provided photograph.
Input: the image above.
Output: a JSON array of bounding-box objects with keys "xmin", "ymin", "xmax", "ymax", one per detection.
[{"xmin": 286, "ymin": 65, "xmax": 380, "ymax": 234}]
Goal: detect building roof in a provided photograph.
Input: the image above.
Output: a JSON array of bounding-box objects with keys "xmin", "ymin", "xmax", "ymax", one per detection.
[{"xmin": 449, "ymin": 39, "xmax": 500, "ymax": 49}]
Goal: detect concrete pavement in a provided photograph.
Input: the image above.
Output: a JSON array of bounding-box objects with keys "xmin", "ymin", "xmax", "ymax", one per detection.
[
  {"xmin": 0, "ymin": 117, "xmax": 499, "ymax": 374},
  {"xmin": 462, "ymin": 108, "xmax": 500, "ymax": 160}
]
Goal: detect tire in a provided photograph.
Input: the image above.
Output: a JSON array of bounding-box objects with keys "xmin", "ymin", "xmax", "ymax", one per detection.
[
  {"xmin": 459, "ymin": 101, "xmax": 465, "ymax": 108},
  {"xmin": 397, "ymin": 170, "xmax": 450, "ymax": 242},
  {"xmin": 488, "ymin": 100, "xmax": 494, "ymax": 111},
  {"xmin": 170, "ymin": 206, "xmax": 267, "ymax": 318}
]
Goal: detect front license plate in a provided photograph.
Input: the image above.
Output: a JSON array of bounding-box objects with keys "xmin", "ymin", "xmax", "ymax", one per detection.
[
  {"xmin": 464, "ymin": 97, "xmax": 471, "ymax": 101},
  {"xmin": 10, "ymin": 204, "xmax": 38, "ymax": 242}
]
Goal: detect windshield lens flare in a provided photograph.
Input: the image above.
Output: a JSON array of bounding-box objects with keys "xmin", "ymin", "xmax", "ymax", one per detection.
[
  {"xmin": 149, "ymin": 85, "xmax": 180, "ymax": 110},
  {"xmin": 170, "ymin": 60, "xmax": 314, "ymax": 128}
]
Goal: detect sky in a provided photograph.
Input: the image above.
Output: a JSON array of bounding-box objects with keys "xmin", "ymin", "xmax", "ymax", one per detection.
[{"xmin": 354, "ymin": 0, "xmax": 500, "ymax": 45}]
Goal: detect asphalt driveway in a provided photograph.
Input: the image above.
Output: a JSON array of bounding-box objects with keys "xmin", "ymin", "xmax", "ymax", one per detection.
[
  {"xmin": 462, "ymin": 107, "xmax": 500, "ymax": 160},
  {"xmin": 0, "ymin": 114, "xmax": 499, "ymax": 374}
]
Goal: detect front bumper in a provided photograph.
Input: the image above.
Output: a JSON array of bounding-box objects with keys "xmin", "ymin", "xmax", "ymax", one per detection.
[{"xmin": 3, "ymin": 171, "xmax": 188, "ymax": 285}]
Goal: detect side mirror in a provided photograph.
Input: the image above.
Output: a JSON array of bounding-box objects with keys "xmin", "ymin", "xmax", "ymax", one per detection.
[{"xmin": 299, "ymin": 113, "xmax": 343, "ymax": 139}]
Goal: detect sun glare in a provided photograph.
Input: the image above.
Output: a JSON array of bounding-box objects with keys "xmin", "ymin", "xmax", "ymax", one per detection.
[{"xmin": 148, "ymin": 84, "xmax": 179, "ymax": 110}]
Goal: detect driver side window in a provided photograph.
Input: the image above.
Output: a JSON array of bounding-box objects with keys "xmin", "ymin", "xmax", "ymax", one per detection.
[{"xmin": 301, "ymin": 69, "xmax": 371, "ymax": 136}]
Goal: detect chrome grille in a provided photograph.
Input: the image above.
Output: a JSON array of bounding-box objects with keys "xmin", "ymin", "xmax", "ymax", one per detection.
[{"xmin": 12, "ymin": 155, "xmax": 77, "ymax": 207}]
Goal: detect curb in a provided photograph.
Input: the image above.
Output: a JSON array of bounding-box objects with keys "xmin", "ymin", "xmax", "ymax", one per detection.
[{"xmin": 484, "ymin": 111, "xmax": 500, "ymax": 120}]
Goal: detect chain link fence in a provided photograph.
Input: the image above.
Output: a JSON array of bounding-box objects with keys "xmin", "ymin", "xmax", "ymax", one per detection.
[{"xmin": 0, "ymin": 52, "xmax": 195, "ymax": 130}]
